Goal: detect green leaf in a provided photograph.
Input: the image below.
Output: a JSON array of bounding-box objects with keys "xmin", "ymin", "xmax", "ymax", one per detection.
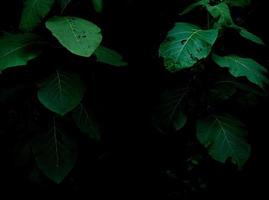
[
  {"xmin": 31, "ymin": 118, "xmax": 77, "ymax": 183},
  {"xmin": 238, "ymin": 27, "xmax": 265, "ymax": 45},
  {"xmin": 180, "ymin": 0, "xmax": 209, "ymax": 15},
  {"xmin": 72, "ymin": 104, "xmax": 100, "ymax": 141},
  {"xmin": 212, "ymin": 54, "xmax": 268, "ymax": 88},
  {"xmin": 92, "ymin": 0, "xmax": 103, "ymax": 13},
  {"xmin": 46, "ymin": 16, "xmax": 102, "ymax": 57},
  {"xmin": 206, "ymin": 2, "xmax": 234, "ymax": 28},
  {"xmin": 153, "ymin": 87, "xmax": 189, "ymax": 133},
  {"xmin": 94, "ymin": 46, "xmax": 127, "ymax": 67},
  {"xmin": 38, "ymin": 71, "xmax": 86, "ymax": 116},
  {"xmin": 196, "ymin": 114, "xmax": 251, "ymax": 168},
  {"xmin": 57, "ymin": 0, "xmax": 72, "ymax": 13},
  {"xmin": 225, "ymin": 0, "xmax": 251, "ymax": 7},
  {"xmin": 159, "ymin": 23, "xmax": 218, "ymax": 72},
  {"xmin": 0, "ymin": 33, "xmax": 41, "ymax": 72},
  {"xmin": 20, "ymin": 0, "xmax": 55, "ymax": 32}
]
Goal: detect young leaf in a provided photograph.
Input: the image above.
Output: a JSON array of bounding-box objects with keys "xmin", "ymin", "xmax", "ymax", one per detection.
[
  {"xmin": 37, "ymin": 71, "xmax": 86, "ymax": 116},
  {"xmin": 0, "ymin": 33, "xmax": 41, "ymax": 72},
  {"xmin": 159, "ymin": 23, "xmax": 218, "ymax": 72},
  {"xmin": 72, "ymin": 104, "xmax": 100, "ymax": 141},
  {"xmin": 180, "ymin": 0, "xmax": 209, "ymax": 15},
  {"xmin": 92, "ymin": 0, "xmax": 103, "ymax": 13},
  {"xmin": 196, "ymin": 114, "xmax": 251, "ymax": 168},
  {"xmin": 46, "ymin": 16, "xmax": 102, "ymax": 57},
  {"xmin": 225, "ymin": 0, "xmax": 251, "ymax": 7},
  {"xmin": 20, "ymin": 0, "xmax": 55, "ymax": 32},
  {"xmin": 31, "ymin": 118, "xmax": 77, "ymax": 183},
  {"xmin": 206, "ymin": 2, "xmax": 234, "ymax": 28},
  {"xmin": 57, "ymin": 0, "xmax": 72, "ymax": 13},
  {"xmin": 212, "ymin": 54, "xmax": 268, "ymax": 88},
  {"xmin": 153, "ymin": 87, "xmax": 189, "ymax": 133},
  {"xmin": 94, "ymin": 46, "xmax": 127, "ymax": 67}
]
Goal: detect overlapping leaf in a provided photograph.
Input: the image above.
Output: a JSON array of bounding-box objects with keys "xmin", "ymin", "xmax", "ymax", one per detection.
[{"xmin": 159, "ymin": 23, "xmax": 218, "ymax": 72}]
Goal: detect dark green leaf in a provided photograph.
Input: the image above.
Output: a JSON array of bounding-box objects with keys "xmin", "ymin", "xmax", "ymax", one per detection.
[
  {"xmin": 0, "ymin": 33, "xmax": 41, "ymax": 72},
  {"xmin": 94, "ymin": 46, "xmax": 127, "ymax": 67},
  {"xmin": 46, "ymin": 16, "xmax": 102, "ymax": 57},
  {"xmin": 159, "ymin": 23, "xmax": 218, "ymax": 72},
  {"xmin": 212, "ymin": 54, "xmax": 268, "ymax": 88},
  {"xmin": 225, "ymin": 0, "xmax": 251, "ymax": 7},
  {"xmin": 31, "ymin": 118, "xmax": 77, "ymax": 183},
  {"xmin": 92, "ymin": 0, "xmax": 103, "ymax": 13},
  {"xmin": 58, "ymin": 0, "xmax": 72, "ymax": 13},
  {"xmin": 72, "ymin": 104, "xmax": 100, "ymax": 141},
  {"xmin": 180, "ymin": 0, "xmax": 209, "ymax": 15},
  {"xmin": 37, "ymin": 71, "xmax": 86, "ymax": 116},
  {"xmin": 196, "ymin": 114, "xmax": 251, "ymax": 168},
  {"xmin": 153, "ymin": 87, "xmax": 189, "ymax": 133},
  {"xmin": 20, "ymin": 0, "xmax": 55, "ymax": 32}
]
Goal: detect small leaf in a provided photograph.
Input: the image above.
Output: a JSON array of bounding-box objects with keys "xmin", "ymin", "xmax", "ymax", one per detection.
[
  {"xmin": 196, "ymin": 114, "xmax": 251, "ymax": 168},
  {"xmin": 20, "ymin": 0, "xmax": 55, "ymax": 32},
  {"xmin": 46, "ymin": 16, "xmax": 102, "ymax": 57},
  {"xmin": 94, "ymin": 46, "xmax": 127, "ymax": 67},
  {"xmin": 159, "ymin": 23, "xmax": 218, "ymax": 72},
  {"xmin": 72, "ymin": 104, "xmax": 100, "ymax": 141},
  {"xmin": 225, "ymin": 0, "xmax": 251, "ymax": 7},
  {"xmin": 92, "ymin": 0, "xmax": 103, "ymax": 13},
  {"xmin": 173, "ymin": 111, "xmax": 187, "ymax": 131},
  {"xmin": 38, "ymin": 71, "xmax": 86, "ymax": 115},
  {"xmin": 212, "ymin": 54, "xmax": 268, "ymax": 88},
  {"xmin": 31, "ymin": 118, "xmax": 77, "ymax": 183},
  {"xmin": 0, "ymin": 33, "xmax": 41, "ymax": 72},
  {"xmin": 206, "ymin": 2, "xmax": 234, "ymax": 28},
  {"xmin": 238, "ymin": 27, "xmax": 265, "ymax": 45},
  {"xmin": 180, "ymin": 0, "xmax": 209, "ymax": 15}
]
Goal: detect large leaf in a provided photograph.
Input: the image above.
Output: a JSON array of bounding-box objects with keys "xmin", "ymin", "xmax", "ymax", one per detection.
[
  {"xmin": 46, "ymin": 16, "xmax": 102, "ymax": 57},
  {"xmin": 153, "ymin": 87, "xmax": 189, "ymax": 133},
  {"xmin": 92, "ymin": 0, "xmax": 103, "ymax": 13},
  {"xmin": 72, "ymin": 104, "xmax": 100, "ymax": 141},
  {"xmin": 159, "ymin": 23, "xmax": 218, "ymax": 72},
  {"xmin": 20, "ymin": 0, "xmax": 55, "ymax": 32},
  {"xmin": 212, "ymin": 54, "xmax": 268, "ymax": 88},
  {"xmin": 225, "ymin": 0, "xmax": 251, "ymax": 7},
  {"xmin": 196, "ymin": 114, "xmax": 251, "ymax": 168},
  {"xmin": 206, "ymin": 2, "xmax": 234, "ymax": 28},
  {"xmin": 0, "ymin": 33, "xmax": 41, "ymax": 72},
  {"xmin": 37, "ymin": 71, "xmax": 86, "ymax": 116},
  {"xmin": 57, "ymin": 0, "xmax": 72, "ymax": 13},
  {"xmin": 31, "ymin": 118, "xmax": 77, "ymax": 183},
  {"xmin": 94, "ymin": 46, "xmax": 127, "ymax": 67}
]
